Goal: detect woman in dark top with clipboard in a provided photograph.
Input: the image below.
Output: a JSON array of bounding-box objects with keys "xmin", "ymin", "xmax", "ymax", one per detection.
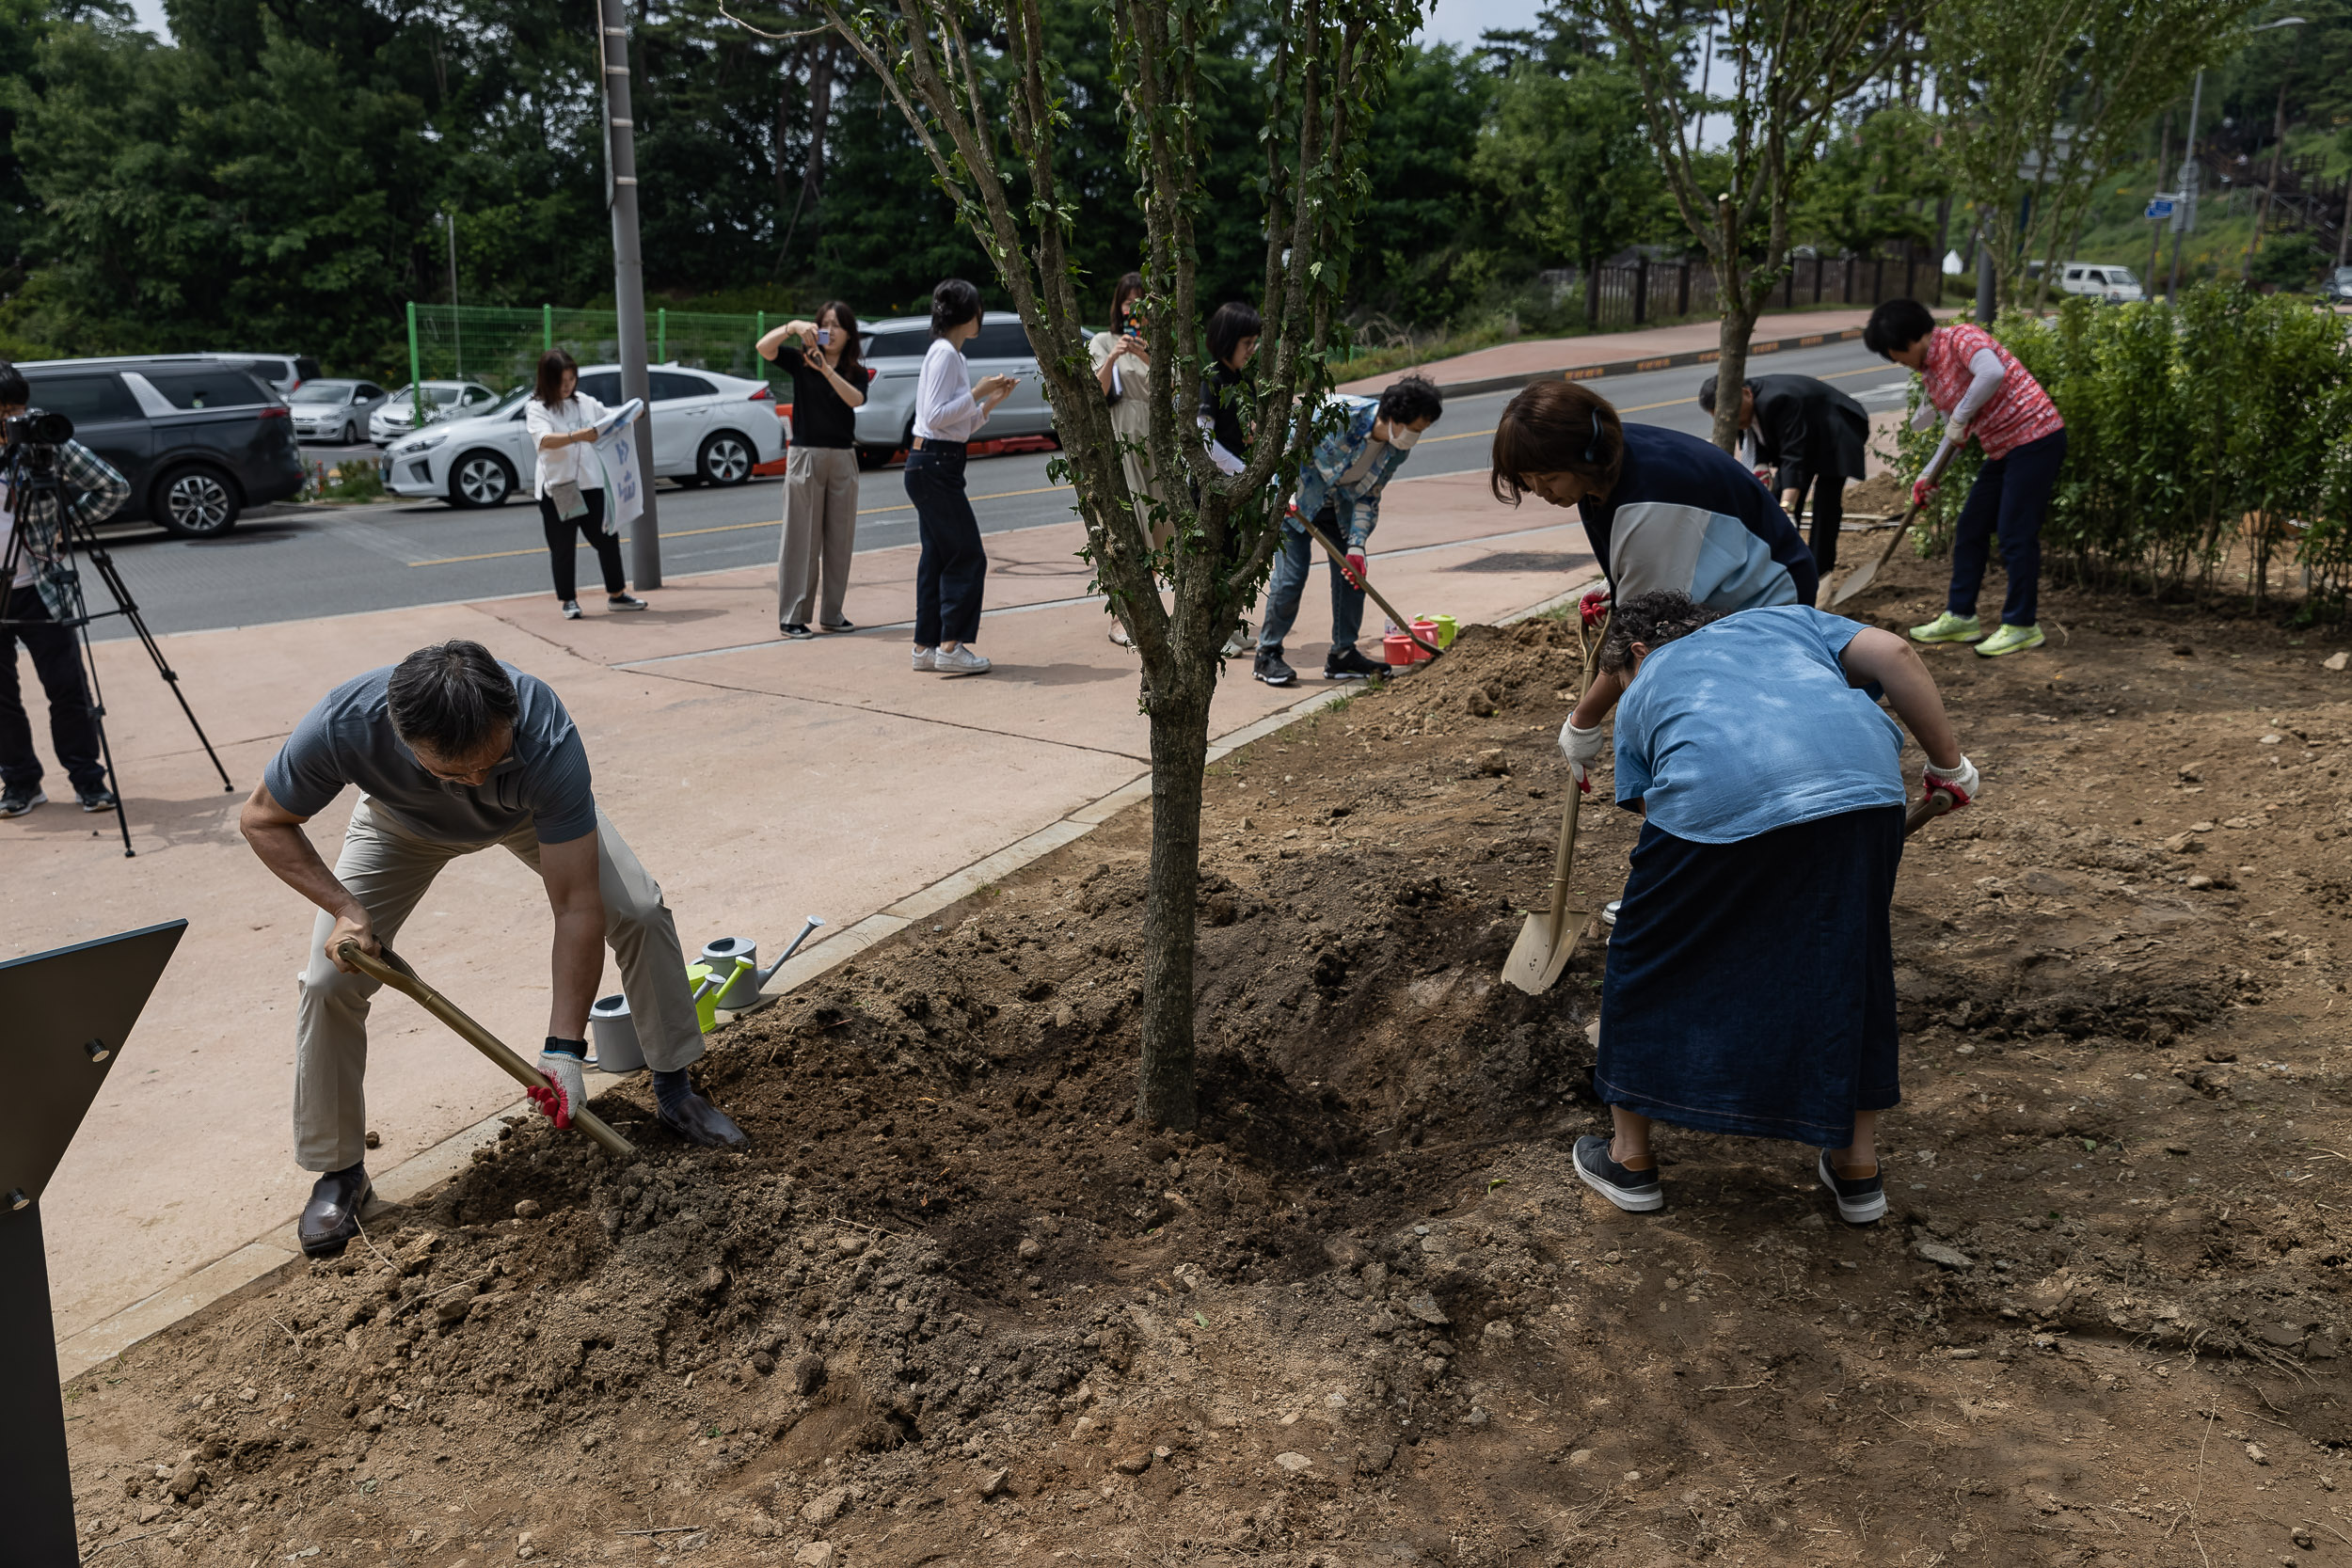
[{"xmin": 759, "ymin": 302, "xmax": 870, "ymax": 640}]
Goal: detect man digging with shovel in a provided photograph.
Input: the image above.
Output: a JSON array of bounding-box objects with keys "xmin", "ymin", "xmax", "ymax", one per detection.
[{"xmin": 241, "ymin": 640, "xmax": 745, "ymax": 1259}]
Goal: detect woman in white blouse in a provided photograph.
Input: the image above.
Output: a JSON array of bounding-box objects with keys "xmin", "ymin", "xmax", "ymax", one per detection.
[
  {"xmin": 525, "ymin": 349, "xmax": 647, "ymax": 619},
  {"xmin": 906, "ymin": 278, "xmax": 1017, "ymax": 676}
]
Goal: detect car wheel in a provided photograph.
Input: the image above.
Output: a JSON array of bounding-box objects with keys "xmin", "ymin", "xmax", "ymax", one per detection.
[
  {"xmin": 341, "ymin": 421, "xmax": 358, "ymax": 445},
  {"xmin": 152, "ymin": 466, "xmax": 242, "ymax": 538},
  {"xmin": 448, "ymin": 451, "xmax": 516, "ymax": 509},
  {"xmin": 697, "ymin": 431, "xmax": 755, "ymax": 486}
]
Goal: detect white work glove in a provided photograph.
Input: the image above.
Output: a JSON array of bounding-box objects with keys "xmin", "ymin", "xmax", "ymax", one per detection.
[
  {"xmin": 530, "ymin": 1038, "xmax": 589, "ymax": 1131},
  {"xmin": 1923, "ymin": 754, "xmax": 1979, "ymax": 810},
  {"xmin": 1560, "ymin": 718, "xmax": 1606, "ymax": 794}
]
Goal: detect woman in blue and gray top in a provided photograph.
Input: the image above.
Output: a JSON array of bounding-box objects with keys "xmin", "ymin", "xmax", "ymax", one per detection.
[
  {"xmin": 1566, "ymin": 591, "xmax": 1979, "ymax": 1225},
  {"xmin": 1252, "ymin": 374, "xmax": 1443, "ymax": 688}
]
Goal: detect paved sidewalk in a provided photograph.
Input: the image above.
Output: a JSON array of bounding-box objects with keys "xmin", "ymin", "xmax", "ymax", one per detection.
[
  {"xmin": 1340, "ymin": 305, "xmax": 1950, "ymax": 398},
  {"xmin": 10, "ymin": 467, "xmax": 1599, "ymax": 1365}
]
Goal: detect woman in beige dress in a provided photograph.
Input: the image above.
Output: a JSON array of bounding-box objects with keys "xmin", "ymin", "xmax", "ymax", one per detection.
[{"xmin": 1088, "ymin": 272, "xmax": 1172, "ymax": 646}]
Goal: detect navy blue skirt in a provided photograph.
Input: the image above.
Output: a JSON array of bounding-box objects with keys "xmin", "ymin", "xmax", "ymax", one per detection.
[{"xmin": 1595, "ymin": 803, "xmax": 1904, "ymax": 1145}]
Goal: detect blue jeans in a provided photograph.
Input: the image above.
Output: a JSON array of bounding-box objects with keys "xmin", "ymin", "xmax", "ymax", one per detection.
[
  {"xmin": 1257, "ymin": 508, "xmax": 1365, "ymax": 657},
  {"xmin": 1947, "ymin": 427, "xmax": 2064, "ymax": 628},
  {"xmin": 905, "ymin": 446, "xmax": 986, "ymax": 646}
]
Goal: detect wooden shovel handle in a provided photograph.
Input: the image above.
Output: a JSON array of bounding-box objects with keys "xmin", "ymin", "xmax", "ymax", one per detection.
[
  {"xmin": 1905, "ymin": 787, "xmax": 1957, "ymax": 836},
  {"xmin": 1294, "ymin": 512, "xmax": 1443, "ymax": 658},
  {"xmin": 337, "ymin": 940, "xmax": 638, "ymax": 1159}
]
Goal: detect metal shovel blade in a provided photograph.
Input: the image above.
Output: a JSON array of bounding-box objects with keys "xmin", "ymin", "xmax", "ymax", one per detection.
[{"xmin": 1503, "ymin": 903, "xmax": 1591, "ymax": 994}]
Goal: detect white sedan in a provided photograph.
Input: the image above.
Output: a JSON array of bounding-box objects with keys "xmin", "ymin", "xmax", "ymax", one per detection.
[{"xmin": 380, "ymin": 364, "xmax": 787, "ymax": 509}]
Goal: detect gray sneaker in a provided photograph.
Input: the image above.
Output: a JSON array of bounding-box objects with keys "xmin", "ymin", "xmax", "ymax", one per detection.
[
  {"xmin": 934, "ymin": 644, "xmax": 993, "ymax": 677},
  {"xmin": 912, "ymin": 645, "xmax": 936, "ymax": 672}
]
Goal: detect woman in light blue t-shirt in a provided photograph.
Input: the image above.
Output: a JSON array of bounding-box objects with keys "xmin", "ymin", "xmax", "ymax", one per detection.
[{"xmin": 1568, "ymin": 592, "xmax": 1979, "ymax": 1227}]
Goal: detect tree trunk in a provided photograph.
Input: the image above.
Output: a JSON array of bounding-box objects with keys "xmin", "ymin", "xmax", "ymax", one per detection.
[
  {"xmin": 2248, "ymin": 78, "xmax": 2286, "ymax": 278},
  {"xmin": 1134, "ymin": 660, "xmax": 1211, "ymax": 1132},
  {"xmin": 1710, "ymin": 292, "xmax": 1756, "ymax": 452},
  {"xmin": 774, "ymin": 42, "xmax": 834, "ymax": 276}
]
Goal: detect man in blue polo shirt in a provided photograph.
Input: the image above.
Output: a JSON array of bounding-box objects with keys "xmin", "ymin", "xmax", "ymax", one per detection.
[{"xmin": 240, "ymin": 640, "xmax": 743, "ymax": 1257}]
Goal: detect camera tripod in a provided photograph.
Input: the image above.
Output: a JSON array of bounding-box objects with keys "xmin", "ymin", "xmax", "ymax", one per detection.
[{"xmin": 0, "ymin": 437, "xmax": 230, "ymax": 856}]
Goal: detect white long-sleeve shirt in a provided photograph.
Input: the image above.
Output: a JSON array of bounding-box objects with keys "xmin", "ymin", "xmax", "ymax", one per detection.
[
  {"xmin": 913, "ymin": 338, "xmax": 991, "ymax": 443},
  {"xmin": 525, "ymin": 393, "xmax": 610, "ymax": 497}
]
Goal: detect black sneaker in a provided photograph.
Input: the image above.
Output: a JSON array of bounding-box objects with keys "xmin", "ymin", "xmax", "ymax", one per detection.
[
  {"xmin": 608, "ymin": 594, "xmax": 650, "ymax": 611},
  {"xmin": 0, "ymin": 784, "xmax": 43, "ymax": 817},
  {"xmin": 1817, "ymin": 1150, "xmax": 1886, "ymax": 1225},
  {"xmin": 1573, "ymin": 1133, "xmax": 1663, "ymax": 1212},
  {"xmin": 1324, "ymin": 644, "xmax": 1385, "ymax": 681},
  {"xmin": 780, "ymin": 622, "xmax": 816, "ymax": 640},
  {"xmin": 76, "ymin": 786, "xmax": 118, "ymax": 814},
  {"xmin": 1253, "ymin": 649, "xmax": 1296, "ymax": 688},
  {"xmin": 560, "ymin": 599, "xmax": 583, "ymax": 620},
  {"xmin": 820, "ymin": 619, "xmax": 857, "ymax": 632}
]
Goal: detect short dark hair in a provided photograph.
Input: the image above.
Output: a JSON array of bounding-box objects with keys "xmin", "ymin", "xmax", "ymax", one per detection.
[
  {"xmin": 930, "ymin": 277, "xmax": 982, "ymax": 339},
  {"xmin": 533, "ymin": 349, "xmax": 579, "ymax": 406},
  {"xmin": 1597, "ymin": 591, "xmax": 1724, "ymax": 675},
  {"xmin": 387, "ymin": 641, "xmax": 520, "ymax": 758},
  {"xmin": 1377, "ymin": 374, "xmax": 1442, "ymax": 429},
  {"xmin": 0, "ymin": 360, "xmax": 25, "ymax": 407},
  {"xmin": 1695, "ymin": 375, "xmax": 1751, "ymax": 415},
  {"xmin": 1205, "ymin": 301, "xmax": 1261, "ymax": 368},
  {"xmin": 1490, "ymin": 380, "xmax": 1625, "ymax": 504},
  {"xmin": 1863, "ymin": 297, "xmax": 1937, "ymax": 358}
]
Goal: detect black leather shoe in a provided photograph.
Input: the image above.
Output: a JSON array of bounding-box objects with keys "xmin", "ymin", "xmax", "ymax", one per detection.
[
  {"xmin": 660, "ymin": 1090, "xmax": 748, "ymax": 1148},
  {"xmin": 298, "ymin": 1164, "xmax": 372, "ymax": 1258}
]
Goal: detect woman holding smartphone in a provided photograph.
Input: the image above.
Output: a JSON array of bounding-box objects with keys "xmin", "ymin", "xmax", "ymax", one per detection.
[
  {"xmin": 907, "ymin": 278, "xmax": 1017, "ymax": 676},
  {"xmin": 524, "ymin": 348, "xmax": 648, "ymax": 620},
  {"xmin": 1089, "ymin": 272, "xmax": 1169, "ymax": 646},
  {"xmin": 759, "ymin": 302, "xmax": 870, "ymax": 640}
]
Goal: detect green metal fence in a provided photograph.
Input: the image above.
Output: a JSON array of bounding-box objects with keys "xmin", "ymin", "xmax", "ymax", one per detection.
[{"xmin": 403, "ymin": 303, "xmax": 805, "ymax": 420}]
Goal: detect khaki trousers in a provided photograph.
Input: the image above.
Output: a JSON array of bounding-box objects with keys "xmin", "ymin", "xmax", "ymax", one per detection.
[
  {"xmin": 293, "ymin": 799, "xmax": 703, "ymax": 1172},
  {"xmin": 776, "ymin": 445, "xmax": 861, "ymax": 627}
]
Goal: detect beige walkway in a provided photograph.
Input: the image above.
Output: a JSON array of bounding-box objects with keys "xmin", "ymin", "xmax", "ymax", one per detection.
[
  {"xmin": 1338, "ymin": 306, "xmax": 1905, "ymax": 395},
  {"xmin": 8, "ymin": 468, "xmax": 1597, "ymax": 1355}
]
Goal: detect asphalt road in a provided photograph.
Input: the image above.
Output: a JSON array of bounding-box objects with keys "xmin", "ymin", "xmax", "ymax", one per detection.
[{"xmin": 83, "ymin": 339, "xmax": 1901, "ymax": 641}]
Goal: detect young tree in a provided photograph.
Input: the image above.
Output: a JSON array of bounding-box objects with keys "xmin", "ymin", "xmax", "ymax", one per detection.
[
  {"xmin": 1928, "ymin": 0, "xmax": 2267, "ymax": 312},
  {"xmin": 787, "ymin": 0, "xmax": 1419, "ymax": 1129},
  {"xmin": 1580, "ymin": 0, "xmax": 1908, "ymax": 451}
]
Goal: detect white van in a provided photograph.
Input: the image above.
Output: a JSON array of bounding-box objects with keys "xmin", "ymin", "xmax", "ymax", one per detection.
[{"xmin": 2055, "ymin": 262, "xmax": 2146, "ymax": 304}]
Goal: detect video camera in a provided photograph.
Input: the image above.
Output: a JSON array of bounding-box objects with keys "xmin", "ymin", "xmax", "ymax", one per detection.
[{"xmin": 3, "ymin": 407, "xmax": 73, "ymax": 449}]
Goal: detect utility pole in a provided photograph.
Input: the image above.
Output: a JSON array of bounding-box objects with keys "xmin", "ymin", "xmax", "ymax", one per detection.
[
  {"xmin": 2244, "ymin": 76, "xmax": 2288, "ymax": 279},
  {"xmin": 437, "ymin": 211, "xmax": 462, "ymax": 380},
  {"xmin": 597, "ymin": 0, "xmax": 661, "ymax": 589},
  {"xmin": 2165, "ymin": 69, "xmax": 2204, "ymax": 304}
]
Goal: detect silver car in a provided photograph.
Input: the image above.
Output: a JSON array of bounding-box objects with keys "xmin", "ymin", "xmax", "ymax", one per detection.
[
  {"xmin": 370, "ymin": 380, "xmax": 500, "ymax": 444},
  {"xmin": 852, "ymin": 312, "xmax": 1056, "ymax": 466},
  {"xmin": 286, "ymin": 378, "xmax": 390, "ymax": 444}
]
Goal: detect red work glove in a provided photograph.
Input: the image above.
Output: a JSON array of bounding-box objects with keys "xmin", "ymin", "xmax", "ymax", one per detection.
[
  {"xmin": 530, "ymin": 1039, "xmax": 588, "ymax": 1131},
  {"xmin": 1753, "ymin": 466, "xmax": 1772, "ymax": 485},
  {"xmin": 1912, "ymin": 477, "xmax": 1940, "ymax": 509},
  {"xmin": 1344, "ymin": 551, "xmax": 1369, "ymax": 588},
  {"xmin": 1579, "ymin": 588, "xmax": 1610, "ymax": 629},
  {"xmin": 1922, "ymin": 755, "xmax": 1979, "ymax": 810}
]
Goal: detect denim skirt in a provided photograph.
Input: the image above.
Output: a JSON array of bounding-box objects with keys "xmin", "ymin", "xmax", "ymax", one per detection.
[{"xmin": 1594, "ymin": 803, "xmax": 1904, "ymax": 1145}]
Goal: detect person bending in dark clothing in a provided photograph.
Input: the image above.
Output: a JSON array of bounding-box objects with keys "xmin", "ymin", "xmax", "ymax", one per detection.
[{"xmin": 1699, "ymin": 372, "xmax": 1871, "ymax": 578}]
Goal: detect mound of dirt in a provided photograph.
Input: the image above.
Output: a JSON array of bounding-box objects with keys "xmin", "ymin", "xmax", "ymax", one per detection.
[{"xmin": 58, "ymin": 553, "xmax": 2352, "ymax": 1568}]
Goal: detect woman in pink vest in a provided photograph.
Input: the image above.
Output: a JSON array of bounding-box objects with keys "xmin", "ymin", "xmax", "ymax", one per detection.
[{"xmin": 1863, "ymin": 299, "xmax": 2066, "ymax": 659}]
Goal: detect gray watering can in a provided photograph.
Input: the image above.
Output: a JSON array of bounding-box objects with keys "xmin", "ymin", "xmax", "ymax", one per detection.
[{"xmin": 698, "ymin": 917, "xmax": 826, "ymax": 1011}]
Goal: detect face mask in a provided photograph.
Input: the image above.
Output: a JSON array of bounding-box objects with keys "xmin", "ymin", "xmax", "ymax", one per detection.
[{"xmin": 1386, "ymin": 424, "xmax": 1421, "ymax": 451}]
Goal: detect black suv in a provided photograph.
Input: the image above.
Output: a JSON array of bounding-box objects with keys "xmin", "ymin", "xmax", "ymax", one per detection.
[{"xmin": 20, "ymin": 359, "xmax": 308, "ymax": 537}]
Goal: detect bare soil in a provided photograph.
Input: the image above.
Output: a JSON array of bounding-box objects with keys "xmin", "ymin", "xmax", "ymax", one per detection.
[{"xmin": 58, "ymin": 542, "xmax": 2352, "ymax": 1568}]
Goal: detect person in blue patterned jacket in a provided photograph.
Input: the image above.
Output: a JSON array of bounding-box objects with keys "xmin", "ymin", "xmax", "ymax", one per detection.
[{"xmin": 1252, "ymin": 374, "xmax": 1443, "ymax": 688}]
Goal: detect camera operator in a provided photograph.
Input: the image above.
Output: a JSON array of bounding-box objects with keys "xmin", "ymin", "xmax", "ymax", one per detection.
[{"xmin": 0, "ymin": 361, "xmax": 131, "ymax": 818}]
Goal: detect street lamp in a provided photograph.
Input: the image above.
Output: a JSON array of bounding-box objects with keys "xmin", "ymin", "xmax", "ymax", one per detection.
[
  {"xmin": 435, "ymin": 211, "xmax": 463, "ymax": 381},
  {"xmin": 2167, "ymin": 16, "xmax": 2306, "ymax": 304}
]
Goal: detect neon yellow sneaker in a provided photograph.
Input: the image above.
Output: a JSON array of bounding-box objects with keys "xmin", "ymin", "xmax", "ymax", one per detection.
[
  {"xmin": 1909, "ymin": 611, "xmax": 1982, "ymax": 644},
  {"xmin": 1975, "ymin": 623, "xmax": 2045, "ymax": 657}
]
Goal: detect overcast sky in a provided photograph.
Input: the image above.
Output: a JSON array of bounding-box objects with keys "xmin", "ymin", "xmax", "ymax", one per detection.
[{"xmin": 126, "ymin": 0, "xmax": 1543, "ymax": 52}]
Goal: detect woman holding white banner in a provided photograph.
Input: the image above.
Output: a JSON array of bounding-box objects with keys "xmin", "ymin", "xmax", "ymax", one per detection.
[{"xmin": 526, "ymin": 348, "xmax": 649, "ymax": 620}]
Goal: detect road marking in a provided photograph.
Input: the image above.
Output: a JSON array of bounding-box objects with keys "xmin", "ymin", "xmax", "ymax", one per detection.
[
  {"xmin": 1417, "ymin": 356, "xmax": 1891, "ymax": 444},
  {"xmin": 405, "ymin": 482, "xmax": 1077, "ymax": 566}
]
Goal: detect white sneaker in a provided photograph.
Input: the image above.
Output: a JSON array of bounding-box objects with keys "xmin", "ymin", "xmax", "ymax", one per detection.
[
  {"xmin": 1109, "ymin": 623, "xmax": 1133, "ymax": 648},
  {"xmin": 912, "ymin": 645, "xmax": 936, "ymax": 672},
  {"xmin": 1222, "ymin": 621, "xmax": 1251, "ymax": 657},
  {"xmin": 934, "ymin": 644, "xmax": 992, "ymax": 677}
]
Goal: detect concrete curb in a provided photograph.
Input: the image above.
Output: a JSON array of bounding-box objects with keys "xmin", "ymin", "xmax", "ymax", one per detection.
[
  {"xmin": 1379, "ymin": 326, "xmax": 1870, "ymax": 402},
  {"xmin": 52, "ymin": 565, "xmax": 1604, "ymax": 1386}
]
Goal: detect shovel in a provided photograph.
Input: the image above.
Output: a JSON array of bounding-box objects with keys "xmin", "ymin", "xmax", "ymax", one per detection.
[
  {"xmin": 1503, "ymin": 767, "xmax": 1594, "ymax": 995},
  {"xmin": 1828, "ymin": 448, "xmax": 1955, "ymax": 609},
  {"xmin": 337, "ymin": 940, "xmax": 639, "ymax": 1159},
  {"xmin": 1295, "ymin": 510, "xmax": 1444, "ymax": 660}
]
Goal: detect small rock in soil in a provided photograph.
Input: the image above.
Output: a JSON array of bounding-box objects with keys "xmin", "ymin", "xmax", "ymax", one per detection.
[
  {"xmin": 1914, "ymin": 1241, "xmax": 1974, "ymax": 1270},
  {"xmin": 512, "ymin": 1199, "xmax": 540, "ymax": 1220},
  {"xmin": 1406, "ymin": 1292, "xmax": 1451, "ymax": 1324},
  {"xmin": 795, "ymin": 1545, "xmax": 836, "ymax": 1568},
  {"xmin": 1475, "ymin": 748, "xmax": 1509, "ymax": 776},
  {"xmin": 977, "ymin": 1468, "xmax": 1009, "ymax": 1498},
  {"xmin": 791, "ymin": 1353, "xmax": 826, "ymax": 1395},
  {"xmin": 802, "ymin": 1484, "xmax": 850, "ymax": 1526},
  {"xmin": 1017, "ymin": 1236, "xmax": 1043, "ymax": 1262},
  {"xmin": 1274, "ymin": 1452, "xmax": 1313, "ymax": 1473},
  {"xmin": 1113, "ymin": 1449, "xmax": 1152, "ymax": 1475},
  {"xmin": 1322, "ymin": 1235, "xmax": 1368, "ymax": 1272}
]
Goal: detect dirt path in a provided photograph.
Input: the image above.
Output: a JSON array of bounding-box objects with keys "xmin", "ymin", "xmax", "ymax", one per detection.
[{"xmin": 56, "ymin": 539, "xmax": 2352, "ymax": 1568}]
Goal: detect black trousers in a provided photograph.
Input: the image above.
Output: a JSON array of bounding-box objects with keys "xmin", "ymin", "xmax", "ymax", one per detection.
[
  {"xmin": 906, "ymin": 446, "xmax": 987, "ymax": 646},
  {"xmin": 538, "ymin": 488, "xmax": 626, "ymax": 601},
  {"xmin": 1793, "ymin": 471, "xmax": 1846, "ymax": 581},
  {"xmin": 0, "ymin": 583, "xmax": 104, "ymax": 793}
]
